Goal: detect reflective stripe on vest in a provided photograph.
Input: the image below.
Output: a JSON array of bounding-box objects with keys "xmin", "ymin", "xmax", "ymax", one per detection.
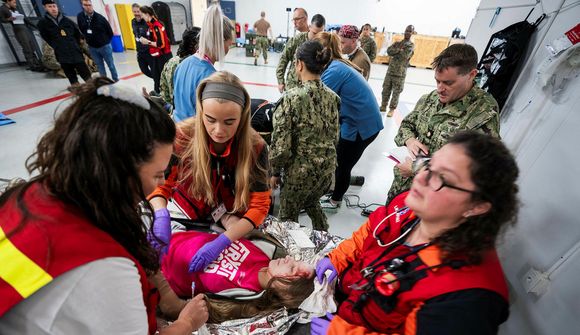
[{"xmin": 0, "ymin": 226, "xmax": 53, "ymax": 299}]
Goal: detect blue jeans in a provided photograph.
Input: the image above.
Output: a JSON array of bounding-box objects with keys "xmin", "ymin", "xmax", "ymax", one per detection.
[{"xmin": 89, "ymin": 44, "xmax": 119, "ymax": 81}]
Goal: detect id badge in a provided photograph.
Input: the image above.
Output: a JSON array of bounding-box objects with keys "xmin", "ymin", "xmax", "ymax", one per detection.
[
  {"xmin": 211, "ymin": 203, "xmax": 227, "ymax": 223},
  {"xmin": 60, "ymin": 29, "xmax": 67, "ymax": 36},
  {"xmin": 86, "ymin": 29, "xmax": 92, "ymax": 34}
]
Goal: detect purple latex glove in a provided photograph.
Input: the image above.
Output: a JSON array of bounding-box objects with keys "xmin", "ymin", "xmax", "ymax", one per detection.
[
  {"xmin": 148, "ymin": 208, "xmax": 172, "ymax": 255},
  {"xmin": 316, "ymin": 257, "xmax": 338, "ymax": 284},
  {"xmin": 311, "ymin": 312, "xmax": 334, "ymax": 335},
  {"xmin": 188, "ymin": 233, "xmax": 232, "ymax": 273}
]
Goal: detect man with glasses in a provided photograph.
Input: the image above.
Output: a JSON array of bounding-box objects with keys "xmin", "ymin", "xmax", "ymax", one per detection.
[
  {"xmin": 275, "ymin": 7, "xmax": 311, "ymax": 93},
  {"xmin": 386, "ymin": 44, "xmax": 499, "ymax": 203}
]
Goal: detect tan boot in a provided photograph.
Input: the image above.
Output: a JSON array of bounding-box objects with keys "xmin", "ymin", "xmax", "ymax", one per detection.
[
  {"xmin": 56, "ymin": 69, "xmax": 66, "ymax": 78},
  {"xmin": 379, "ymin": 105, "xmax": 387, "ymax": 112},
  {"xmin": 387, "ymin": 108, "xmax": 395, "ymax": 117}
]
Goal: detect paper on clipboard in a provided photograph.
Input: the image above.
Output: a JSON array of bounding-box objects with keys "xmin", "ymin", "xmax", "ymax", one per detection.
[
  {"xmin": 383, "ymin": 147, "xmax": 411, "ymax": 164},
  {"xmin": 12, "ymin": 12, "xmax": 25, "ymax": 25}
]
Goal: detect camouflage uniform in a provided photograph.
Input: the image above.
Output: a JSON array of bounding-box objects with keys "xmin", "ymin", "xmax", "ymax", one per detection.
[
  {"xmin": 276, "ymin": 32, "xmax": 308, "ymax": 91},
  {"xmin": 254, "ymin": 36, "xmax": 269, "ymax": 62},
  {"xmin": 381, "ymin": 40, "xmax": 414, "ymax": 110},
  {"xmin": 359, "ymin": 35, "xmax": 377, "ymax": 63},
  {"xmin": 386, "ymin": 85, "xmax": 500, "ymax": 202},
  {"xmin": 269, "ymin": 80, "xmax": 340, "ymax": 231},
  {"xmin": 160, "ymin": 55, "xmax": 182, "ymax": 106}
]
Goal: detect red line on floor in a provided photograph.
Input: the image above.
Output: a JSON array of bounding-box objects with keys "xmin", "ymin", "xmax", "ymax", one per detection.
[
  {"xmin": 3, "ymin": 92, "xmax": 72, "ymax": 115},
  {"xmin": 2, "ymin": 73, "xmax": 280, "ymax": 116},
  {"xmin": 241, "ymin": 81, "xmax": 278, "ymax": 88}
]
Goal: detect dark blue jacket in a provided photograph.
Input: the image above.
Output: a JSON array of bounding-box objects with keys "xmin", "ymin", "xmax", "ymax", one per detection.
[
  {"xmin": 132, "ymin": 17, "xmax": 150, "ymax": 54},
  {"xmin": 38, "ymin": 13, "xmax": 84, "ymax": 64},
  {"xmin": 77, "ymin": 11, "xmax": 113, "ymax": 48}
]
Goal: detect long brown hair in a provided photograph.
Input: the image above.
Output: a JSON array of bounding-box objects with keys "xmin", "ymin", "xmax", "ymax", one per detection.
[
  {"xmin": 314, "ymin": 31, "xmax": 363, "ymax": 74},
  {"xmin": 0, "ymin": 78, "xmax": 176, "ymax": 273},
  {"xmin": 206, "ymin": 273, "xmax": 315, "ymax": 323},
  {"xmin": 179, "ymin": 71, "xmax": 265, "ymax": 213}
]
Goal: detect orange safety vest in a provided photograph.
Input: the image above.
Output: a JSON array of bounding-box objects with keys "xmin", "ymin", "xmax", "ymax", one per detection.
[
  {"xmin": 333, "ymin": 191, "xmax": 509, "ymax": 333},
  {"xmin": 147, "ymin": 19, "xmax": 171, "ymax": 57},
  {"xmin": 0, "ymin": 182, "xmax": 159, "ymax": 333}
]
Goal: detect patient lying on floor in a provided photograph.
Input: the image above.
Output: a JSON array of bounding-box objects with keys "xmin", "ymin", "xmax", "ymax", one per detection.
[{"xmin": 152, "ymin": 231, "xmax": 315, "ymax": 323}]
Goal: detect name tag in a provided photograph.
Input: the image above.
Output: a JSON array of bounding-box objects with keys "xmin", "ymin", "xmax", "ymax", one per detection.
[
  {"xmin": 86, "ymin": 29, "xmax": 92, "ymax": 34},
  {"xmin": 211, "ymin": 203, "xmax": 227, "ymax": 223}
]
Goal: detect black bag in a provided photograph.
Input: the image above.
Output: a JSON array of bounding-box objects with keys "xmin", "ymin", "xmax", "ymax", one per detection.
[
  {"xmin": 250, "ymin": 98, "xmax": 276, "ymax": 134},
  {"xmin": 477, "ymin": 9, "xmax": 546, "ymax": 110}
]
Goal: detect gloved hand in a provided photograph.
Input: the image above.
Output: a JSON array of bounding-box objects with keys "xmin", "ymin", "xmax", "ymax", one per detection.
[
  {"xmin": 316, "ymin": 257, "xmax": 338, "ymax": 284},
  {"xmin": 188, "ymin": 234, "xmax": 232, "ymax": 273},
  {"xmin": 311, "ymin": 312, "xmax": 334, "ymax": 335},
  {"xmin": 148, "ymin": 208, "xmax": 172, "ymax": 255}
]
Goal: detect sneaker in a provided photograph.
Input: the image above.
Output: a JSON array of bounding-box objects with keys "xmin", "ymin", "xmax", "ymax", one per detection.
[
  {"xmin": 379, "ymin": 105, "xmax": 387, "ymax": 112},
  {"xmin": 387, "ymin": 108, "xmax": 395, "ymax": 117},
  {"xmin": 320, "ymin": 198, "xmax": 341, "ymax": 212}
]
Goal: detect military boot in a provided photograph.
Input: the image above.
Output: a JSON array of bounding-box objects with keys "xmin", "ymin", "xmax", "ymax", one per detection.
[{"xmin": 387, "ymin": 108, "xmax": 395, "ymax": 117}]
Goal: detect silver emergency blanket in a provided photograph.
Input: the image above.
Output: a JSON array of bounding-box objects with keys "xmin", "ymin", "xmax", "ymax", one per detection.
[
  {"xmin": 196, "ymin": 307, "xmax": 301, "ymax": 335},
  {"xmin": 259, "ymin": 216, "xmax": 344, "ymax": 263}
]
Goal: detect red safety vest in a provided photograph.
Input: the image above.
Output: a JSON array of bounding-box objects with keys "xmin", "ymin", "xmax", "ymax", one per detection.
[
  {"xmin": 0, "ymin": 182, "xmax": 159, "ymax": 334},
  {"xmin": 147, "ymin": 19, "xmax": 171, "ymax": 57},
  {"xmin": 337, "ymin": 191, "xmax": 509, "ymax": 333}
]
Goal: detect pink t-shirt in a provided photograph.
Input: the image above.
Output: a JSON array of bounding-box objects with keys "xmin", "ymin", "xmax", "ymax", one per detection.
[{"xmin": 162, "ymin": 232, "xmax": 270, "ymax": 297}]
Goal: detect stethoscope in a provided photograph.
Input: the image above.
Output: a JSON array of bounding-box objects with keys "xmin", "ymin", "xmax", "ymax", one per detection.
[{"xmin": 372, "ymin": 206, "xmax": 420, "ymax": 247}]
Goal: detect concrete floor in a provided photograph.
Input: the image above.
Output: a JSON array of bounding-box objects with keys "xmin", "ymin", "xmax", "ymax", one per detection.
[{"xmin": 0, "ymin": 47, "xmax": 436, "ymax": 238}]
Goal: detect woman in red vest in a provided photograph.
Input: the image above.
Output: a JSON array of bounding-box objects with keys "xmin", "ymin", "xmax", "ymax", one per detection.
[
  {"xmin": 148, "ymin": 71, "xmax": 271, "ymax": 274},
  {"xmin": 313, "ymin": 131, "xmax": 520, "ymax": 335},
  {"xmin": 139, "ymin": 6, "xmax": 173, "ymax": 94},
  {"xmin": 0, "ymin": 78, "xmax": 207, "ymax": 334}
]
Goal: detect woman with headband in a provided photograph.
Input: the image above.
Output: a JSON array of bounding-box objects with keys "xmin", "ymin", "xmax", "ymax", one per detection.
[
  {"xmin": 269, "ymin": 40, "xmax": 340, "ymax": 231},
  {"xmin": 0, "ymin": 78, "xmax": 207, "ymax": 334},
  {"xmin": 148, "ymin": 71, "xmax": 271, "ymax": 274},
  {"xmin": 312, "ymin": 131, "xmax": 519, "ymax": 335}
]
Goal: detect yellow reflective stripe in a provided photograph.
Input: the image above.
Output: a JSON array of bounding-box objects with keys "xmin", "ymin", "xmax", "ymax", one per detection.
[{"xmin": 0, "ymin": 226, "xmax": 53, "ymax": 298}]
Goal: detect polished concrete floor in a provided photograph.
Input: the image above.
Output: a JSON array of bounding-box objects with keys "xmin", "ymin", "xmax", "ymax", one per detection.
[{"xmin": 0, "ymin": 47, "xmax": 436, "ymax": 238}]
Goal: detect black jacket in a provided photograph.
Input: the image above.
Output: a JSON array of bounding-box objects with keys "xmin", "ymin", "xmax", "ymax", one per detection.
[
  {"xmin": 131, "ymin": 17, "xmax": 150, "ymax": 54},
  {"xmin": 76, "ymin": 11, "xmax": 113, "ymax": 48},
  {"xmin": 38, "ymin": 13, "xmax": 84, "ymax": 64}
]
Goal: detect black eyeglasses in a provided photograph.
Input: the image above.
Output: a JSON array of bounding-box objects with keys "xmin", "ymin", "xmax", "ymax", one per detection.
[{"xmin": 415, "ymin": 158, "xmax": 479, "ymax": 195}]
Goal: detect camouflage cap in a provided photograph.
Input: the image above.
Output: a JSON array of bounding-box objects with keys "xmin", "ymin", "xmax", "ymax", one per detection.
[{"xmin": 338, "ymin": 25, "xmax": 360, "ymax": 39}]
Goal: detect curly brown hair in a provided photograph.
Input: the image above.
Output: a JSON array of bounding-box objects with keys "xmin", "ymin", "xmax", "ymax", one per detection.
[
  {"xmin": 0, "ymin": 77, "xmax": 175, "ymax": 273},
  {"xmin": 432, "ymin": 131, "xmax": 519, "ymax": 264}
]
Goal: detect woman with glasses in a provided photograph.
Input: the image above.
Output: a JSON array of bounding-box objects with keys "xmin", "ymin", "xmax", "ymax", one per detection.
[{"xmin": 312, "ymin": 131, "xmax": 519, "ymax": 335}]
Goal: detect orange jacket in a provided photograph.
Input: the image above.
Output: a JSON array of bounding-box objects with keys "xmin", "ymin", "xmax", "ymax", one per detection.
[
  {"xmin": 148, "ymin": 120, "xmax": 271, "ymax": 227},
  {"xmin": 326, "ymin": 192, "xmax": 508, "ymax": 334}
]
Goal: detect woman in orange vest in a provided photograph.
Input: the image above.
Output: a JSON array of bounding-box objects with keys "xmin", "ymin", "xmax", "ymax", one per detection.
[
  {"xmin": 139, "ymin": 6, "xmax": 173, "ymax": 94},
  {"xmin": 0, "ymin": 78, "xmax": 207, "ymax": 334},
  {"xmin": 148, "ymin": 71, "xmax": 271, "ymax": 274},
  {"xmin": 313, "ymin": 131, "xmax": 519, "ymax": 335}
]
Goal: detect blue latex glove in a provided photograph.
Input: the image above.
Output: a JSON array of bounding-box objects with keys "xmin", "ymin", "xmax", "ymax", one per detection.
[
  {"xmin": 316, "ymin": 257, "xmax": 338, "ymax": 284},
  {"xmin": 148, "ymin": 208, "xmax": 172, "ymax": 255},
  {"xmin": 188, "ymin": 233, "xmax": 232, "ymax": 273},
  {"xmin": 311, "ymin": 312, "xmax": 334, "ymax": 335}
]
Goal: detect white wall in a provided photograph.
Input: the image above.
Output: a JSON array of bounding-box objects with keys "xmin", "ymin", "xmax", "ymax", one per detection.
[
  {"xmin": 466, "ymin": 0, "xmax": 580, "ymax": 334},
  {"xmin": 234, "ymin": 0, "xmax": 479, "ymax": 39}
]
